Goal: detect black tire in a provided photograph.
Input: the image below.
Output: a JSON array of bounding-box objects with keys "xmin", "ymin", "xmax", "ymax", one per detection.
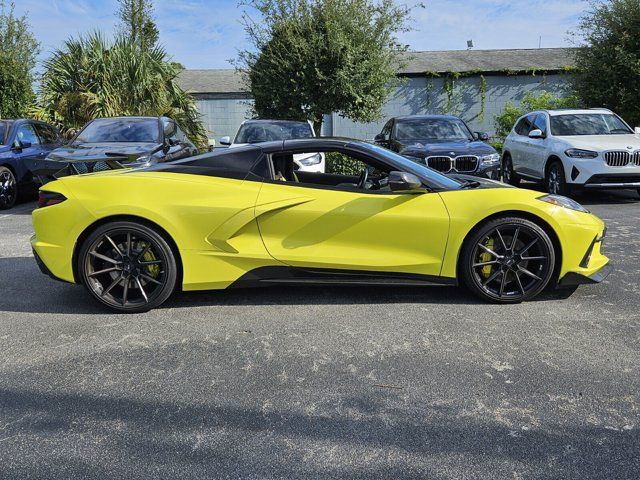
[
  {"xmin": 0, "ymin": 166, "xmax": 17, "ymax": 210},
  {"xmin": 77, "ymin": 221, "xmax": 177, "ymax": 312},
  {"xmin": 545, "ymin": 161, "xmax": 569, "ymax": 195},
  {"xmin": 461, "ymin": 217, "xmax": 556, "ymax": 303},
  {"xmin": 501, "ymin": 154, "xmax": 520, "ymax": 187}
]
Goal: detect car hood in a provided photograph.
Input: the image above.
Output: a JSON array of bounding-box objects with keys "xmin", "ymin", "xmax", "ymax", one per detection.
[
  {"xmin": 450, "ymin": 174, "xmax": 511, "ymax": 190},
  {"xmin": 556, "ymin": 134, "xmax": 640, "ymax": 151},
  {"xmin": 0, "ymin": 144, "xmax": 10, "ymax": 155},
  {"xmin": 47, "ymin": 142, "xmax": 163, "ymax": 163},
  {"xmin": 400, "ymin": 140, "xmax": 496, "ymax": 158}
]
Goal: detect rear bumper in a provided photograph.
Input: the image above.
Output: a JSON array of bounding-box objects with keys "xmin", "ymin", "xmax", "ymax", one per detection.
[
  {"xmin": 32, "ymin": 244, "xmax": 71, "ymax": 283},
  {"xmin": 558, "ymin": 262, "xmax": 612, "ymax": 287}
]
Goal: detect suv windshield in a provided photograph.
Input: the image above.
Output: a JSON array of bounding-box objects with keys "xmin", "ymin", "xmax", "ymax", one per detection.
[
  {"xmin": 75, "ymin": 118, "xmax": 160, "ymax": 143},
  {"xmin": 357, "ymin": 143, "xmax": 463, "ymax": 190},
  {"xmin": 395, "ymin": 118, "xmax": 473, "ymax": 142},
  {"xmin": 235, "ymin": 122, "xmax": 313, "ymax": 143},
  {"xmin": 550, "ymin": 114, "xmax": 632, "ymax": 136}
]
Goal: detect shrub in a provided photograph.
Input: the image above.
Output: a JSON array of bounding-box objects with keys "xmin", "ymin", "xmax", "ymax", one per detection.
[{"xmin": 324, "ymin": 152, "xmax": 363, "ymax": 176}]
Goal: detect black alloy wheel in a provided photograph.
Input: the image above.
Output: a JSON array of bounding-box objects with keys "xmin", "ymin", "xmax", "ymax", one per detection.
[
  {"xmin": 461, "ymin": 217, "xmax": 555, "ymax": 303},
  {"xmin": 0, "ymin": 166, "xmax": 17, "ymax": 210},
  {"xmin": 78, "ymin": 221, "xmax": 177, "ymax": 312},
  {"xmin": 501, "ymin": 154, "xmax": 520, "ymax": 186},
  {"xmin": 545, "ymin": 161, "xmax": 568, "ymax": 195}
]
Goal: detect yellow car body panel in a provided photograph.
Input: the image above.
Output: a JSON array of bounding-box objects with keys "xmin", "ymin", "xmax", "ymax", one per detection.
[{"xmin": 31, "ymin": 170, "xmax": 608, "ymax": 293}]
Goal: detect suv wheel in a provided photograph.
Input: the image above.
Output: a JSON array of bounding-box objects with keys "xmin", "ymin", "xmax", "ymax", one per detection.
[
  {"xmin": 545, "ymin": 161, "xmax": 569, "ymax": 195},
  {"xmin": 501, "ymin": 154, "xmax": 520, "ymax": 186},
  {"xmin": 0, "ymin": 166, "xmax": 17, "ymax": 210}
]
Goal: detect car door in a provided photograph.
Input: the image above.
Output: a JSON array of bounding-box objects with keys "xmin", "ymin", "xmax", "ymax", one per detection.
[
  {"xmin": 510, "ymin": 115, "xmax": 536, "ymax": 177},
  {"xmin": 525, "ymin": 114, "xmax": 549, "ymax": 179},
  {"xmin": 11, "ymin": 123, "xmax": 44, "ymax": 182},
  {"xmin": 254, "ymin": 149, "xmax": 450, "ymax": 277}
]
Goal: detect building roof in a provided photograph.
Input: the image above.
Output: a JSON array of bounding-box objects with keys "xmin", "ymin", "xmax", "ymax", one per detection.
[{"xmin": 178, "ymin": 48, "xmax": 576, "ymax": 94}]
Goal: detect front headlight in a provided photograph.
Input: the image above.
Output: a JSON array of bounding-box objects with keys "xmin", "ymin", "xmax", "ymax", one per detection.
[
  {"xmin": 298, "ymin": 153, "xmax": 322, "ymax": 166},
  {"xmin": 480, "ymin": 153, "xmax": 500, "ymax": 166},
  {"xmin": 565, "ymin": 148, "xmax": 599, "ymax": 159},
  {"xmin": 537, "ymin": 194, "xmax": 589, "ymax": 213}
]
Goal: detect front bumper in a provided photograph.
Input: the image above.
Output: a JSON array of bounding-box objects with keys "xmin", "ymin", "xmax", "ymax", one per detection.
[
  {"xmin": 559, "ymin": 262, "xmax": 612, "ymax": 287},
  {"xmin": 562, "ymin": 156, "xmax": 640, "ymax": 187}
]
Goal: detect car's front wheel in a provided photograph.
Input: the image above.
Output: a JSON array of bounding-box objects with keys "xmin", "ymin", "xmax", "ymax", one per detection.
[
  {"xmin": 545, "ymin": 161, "xmax": 569, "ymax": 195},
  {"xmin": 0, "ymin": 166, "xmax": 17, "ymax": 210},
  {"xmin": 77, "ymin": 221, "xmax": 178, "ymax": 312},
  {"xmin": 461, "ymin": 217, "xmax": 556, "ymax": 303},
  {"xmin": 501, "ymin": 154, "xmax": 520, "ymax": 186}
]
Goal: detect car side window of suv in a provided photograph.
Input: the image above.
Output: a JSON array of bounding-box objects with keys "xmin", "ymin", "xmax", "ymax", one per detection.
[
  {"xmin": 514, "ymin": 117, "xmax": 529, "ymax": 136},
  {"xmin": 15, "ymin": 124, "xmax": 40, "ymax": 146},
  {"xmin": 532, "ymin": 114, "xmax": 548, "ymax": 136},
  {"xmin": 381, "ymin": 120, "xmax": 393, "ymax": 140},
  {"xmin": 34, "ymin": 123, "xmax": 60, "ymax": 145}
]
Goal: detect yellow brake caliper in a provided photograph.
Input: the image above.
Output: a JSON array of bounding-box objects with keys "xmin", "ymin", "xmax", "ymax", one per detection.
[
  {"xmin": 140, "ymin": 242, "xmax": 160, "ymax": 278},
  {"xmin": 480, "ymin": 237, "xmax": 495, "ymax": 278}
]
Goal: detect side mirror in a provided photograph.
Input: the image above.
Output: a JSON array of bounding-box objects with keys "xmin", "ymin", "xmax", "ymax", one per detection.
[
  {"xmin": 475, "ymin": 131, "xmax": 490, "ymax": 141},
  {"xmin": 163, "ymin": 121, "xmax": 177, "ymax": 138},
  {"xmin": 635, "ymin": 127, "xmax": 640, "ymax": 135},
  {"xmin": 12, "ymin": 139, "xmax": 31, "ymax": 151},
  {"xmin": 388, "ymin": 171, "xmax": 423, "ymax": 192},
  {"xmin": 374, "ymin": 133, "xmax": 387, "ymax": 144},
  {"xmin": 220, "ymin": 136, "xmax": 231, "ymax": 146},
  {"xmin": 528, "ymin": 129, "xmax": 545, "ymax": 139}
]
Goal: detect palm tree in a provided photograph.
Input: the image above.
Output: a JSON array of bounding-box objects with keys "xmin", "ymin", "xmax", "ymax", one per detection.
[{"xmin": 33, "ymin": 32, "xmax": 207, "ymax": 147}]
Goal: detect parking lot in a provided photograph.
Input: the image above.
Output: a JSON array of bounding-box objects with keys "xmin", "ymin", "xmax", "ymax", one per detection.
[{"xmin": 0, "ymin": 187, "xmax": 639, "ymax": 479}]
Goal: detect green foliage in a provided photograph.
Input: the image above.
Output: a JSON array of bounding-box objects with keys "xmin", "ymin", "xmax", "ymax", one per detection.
[
  {"xmin": 0, "ymin": 1, "xmax": 39, "ymax": 118},
  {"xmin": 117, "ymin": 0, "xmax": 159, "ymax": 49},
  {"xmin": 572, "ymin": 0, "xmax": 640, "ymax": 127},
  {"xmin": 238, "ymin": 0, "xmax": 418, "ymax": 134},
  {"xmin": 493, "ymin": 91, "xmax": 580, "ymax": 140},
  {"xmin": 34, "ymin": 32, "xmax": 207, "ymax": 147},
  {"xmin": 325, "ymin": 151, "xmax": 363, "ymax": 175}
]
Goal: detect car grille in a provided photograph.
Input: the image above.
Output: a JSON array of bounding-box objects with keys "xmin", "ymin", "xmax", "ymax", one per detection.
[
  {"xmin": 634, "ymin": 151, "xmax": 640, "ymax": 166},
  {"xmin": 427, "ymin": 156, "xmax": 453, "ymax": 173},
  {"xmin": 72, "ymin": 161, "xmax": 113, "ymax": 174},
  {"xmin": 455, "ymin": 156, "xmax": 479, "ymax": 173},
  {"xmin": 426, "ymin": 155, "xmax": 478, "ymax": 173},
  {"xmin": 604, "ymin": 151, "xmax": 631, "ymax": 167}
]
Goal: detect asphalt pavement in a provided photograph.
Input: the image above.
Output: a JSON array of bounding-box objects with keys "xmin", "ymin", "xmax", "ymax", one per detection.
[{"xmin": 0, "ymin": 187, "xmax": 638, "ymax": 479}]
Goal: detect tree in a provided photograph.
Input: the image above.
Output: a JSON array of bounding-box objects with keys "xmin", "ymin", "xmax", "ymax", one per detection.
[
  {"xmin": 573, "ymin": 0, "xmax": 640, "ymax": 127},
  {"xmin": 237, "ymin": 0, "xmax": 417, "ymax": 134},
  {"xmin": 0, "ymin": 1, "xmax": 39, "ymax": 118},
  {"xmin": 117, "ymin": 0, "xmax": 159, "ymax": 49},
  {"xmin": 494, "ymin": 91, "xmax": 580, "ymax": 141},
  {"xmin": 34, "ymin": 32, "xmax": 207, "ymax": 147}
]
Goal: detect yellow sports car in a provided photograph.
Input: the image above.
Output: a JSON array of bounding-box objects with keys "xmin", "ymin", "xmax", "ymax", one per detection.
[{"xmin": 31, "ymin": 138, "xmax": 610, "ymax": 312}]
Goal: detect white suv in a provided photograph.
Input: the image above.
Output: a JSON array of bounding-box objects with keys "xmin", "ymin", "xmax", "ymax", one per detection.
[{"xmin": 502, "ymin": 108, "xmax": 640, "ymax": 196}]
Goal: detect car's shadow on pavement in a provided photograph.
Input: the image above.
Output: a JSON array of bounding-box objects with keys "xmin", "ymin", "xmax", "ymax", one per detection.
[{"xmin": 0, "ymin": 256, "xmax": 579, "ymax": 315}]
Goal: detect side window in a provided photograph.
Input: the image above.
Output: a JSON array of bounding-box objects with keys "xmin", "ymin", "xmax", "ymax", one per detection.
[
  {"xmin": 381, "ymin": 120, "xmax": 393, "ymax": 140},
  {"xmin": 15, "ymin": 124, "xmax": 40, "ymax": 146},
  {"xmin": 532, "ymin": 114, "xmax": 547, "ymax": 135},
  {"xmin": 515, "ymin": 116, "xmax": 534, "ymax": 136},
  {"xmin": 173, "ymin": 125, "xmax": 189, "ymax": 144},
  {"xmin": 34, "ymin": 124, "xmax": 60, "ymax": 144}
]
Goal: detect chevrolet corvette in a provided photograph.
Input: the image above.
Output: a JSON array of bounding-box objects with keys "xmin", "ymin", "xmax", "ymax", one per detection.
[{"xmin": 31, "ymin": 138, "xmax": 610, "ymax": 312}]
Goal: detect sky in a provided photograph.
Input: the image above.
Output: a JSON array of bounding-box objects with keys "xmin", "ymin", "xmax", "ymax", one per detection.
[{"xmin": 16, "ymin": 0, "xmax": 587, "ymax": 70}]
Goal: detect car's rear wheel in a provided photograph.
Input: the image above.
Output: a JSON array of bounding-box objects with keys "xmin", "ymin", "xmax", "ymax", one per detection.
[
  {"xmin": 0, "ymin": 166, "xmax": 17, "ymax": 210},
  {"xmin": 461, "ymin": 217, "xmax": 556, "ymax": 303},
  {"xmin": 501, "ymin": 154, "xmax": 520, "ymax": 186},
  {"xmin": 545, "ymin": 161, "xmax": 569, "ymax": 195},
  {"xmin": 78, "ymin": 221, "xmax": 177, "ymax": 312}
]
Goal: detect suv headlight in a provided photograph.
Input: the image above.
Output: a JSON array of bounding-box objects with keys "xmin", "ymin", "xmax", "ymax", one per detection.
[
  {"xmin": 480, "ymin": 153, "xmax": 500, "ymax": 166},
  {"xmin": 565, "ymin": 148, "xmax": 598, "ymax": 159},
  {"xmin": 299, "ymin": 153, "xmax": 322, "ymax": 166},
  {"xmin": 537, "ymin": 194, "xmax": 589, "ymax": 213}
]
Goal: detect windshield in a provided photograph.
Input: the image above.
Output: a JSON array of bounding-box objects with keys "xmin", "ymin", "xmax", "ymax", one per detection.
[
  {"xmin": 75, "ymin": 118, "xmax": 160, "ymax": 143},
  {"xmin": 0, "ymin": 122, "xmax": 6, "ymax": 145},
  {"xmin": 395, "ymin": 118, "xmax": 473, "ymax": 142},
  {"xmin": 550, "ymin": 114, "xmax": 632, "ymax": 136},
  {"xmin": 235, "ymin": 122, "xmax": 313, "ymax": 143},
  {"xmin": 357, "ymin": 143, "xmax": 463, "ymax": 190}
]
